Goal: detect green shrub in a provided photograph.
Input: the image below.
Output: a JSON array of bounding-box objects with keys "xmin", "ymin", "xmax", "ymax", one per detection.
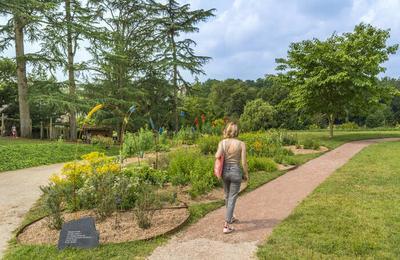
[
  {"xmin": 93, "ymin": 173, "xmax": 117, "ymax": 219},
  {"xmin": 123, "ymin": 128, "xmax": 154, "ymax": 158},
  {"xmin": 167, "ymin": 149, "xmax": 198, "ymax": 185},
  {"xmin": 366, "ymin": 110, "xmax": 386, "ymax": 128},
  {"xmin": 125, "ymin": 166, "xmax": 169, "ymax": 187},
  {"xmin": 302, "ymin": 139, "xmax": 321, "ymax": 150},
  {"xmin": 174, "ymin": 127, "xmax": 199, "ymax": 145},
  {"xmin": 280, "ymin": 132, "xmax": 298, "ymax": 146},
  {"xmin": 91, "ymin": 135, "xmax": 114, "ymax": 149},
  {"xmin": 248, "ymin": 157, "xmax": 277, "ymax": 172},
  {"xmin": 336, "ymin": 122, "xmax": 359, "ymax": 130},
  {"xmin": 147, "ymin": 152, "xmax": 170, "ymax": 170},
  {"xmin": 240, "ymin": 99, "xmax": 276, "ymax": 131},
  {"xmin": 167, "ymin": 149, "xmax": 220, "ymax": 197},
  {"xmin": 134, "ymin": 183, "xmax": 161, "ymax": 229},
  {"xmin": 273, "ymin": 154, "xmax": 300, "ymax": 165},
  {"xmin": 308, "ymin": 124, "xmax": 320, "ymax": 130},
  {"xmin": 197, "ymin": 135, "xmax": 221, "ymax": 155},
  {"xmin": 40, "ymin": 185, "xmax": 64, "ymax": 229},
  {"xmin": 188, "ymin": 157, "xmax": 218, "ymax": 198},
  {"xmin": 240, "ymin": 131, "xmax": 294, "ymax": 158}
]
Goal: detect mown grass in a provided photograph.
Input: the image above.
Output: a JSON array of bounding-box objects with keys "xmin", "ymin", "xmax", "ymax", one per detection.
[
  {"xmin": 257, "ymin": 141, "xmax": 400, "ymax": 259},
  {"xmin": 0, "ymin": 137, "xmax": 118, "ymax": 172},
  {"xmin": 294, "ymin": 129, "xmax": 400, "ymax": 149}
]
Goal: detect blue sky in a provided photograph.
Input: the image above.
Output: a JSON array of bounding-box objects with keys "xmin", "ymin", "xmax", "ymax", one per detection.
[
  {"xmin": 1, "ymin": 0, "xmax": 399, "ymax": 81},
  {"xmin": 183, "ymin": 0, "xmax": 400, "ymax": 80}
]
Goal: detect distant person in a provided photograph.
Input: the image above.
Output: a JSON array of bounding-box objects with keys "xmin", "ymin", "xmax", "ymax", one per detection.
[
  {"xmin": 11, "ymin": 125, "xmax": 17, "ymax": 138},
  {"xmin": 215, "ymin": 122, "xmax": 249, "ymax": 234}
]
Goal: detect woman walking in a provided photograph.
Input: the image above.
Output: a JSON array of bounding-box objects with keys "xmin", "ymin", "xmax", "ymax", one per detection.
[{"xmin": 215, "ymin": 122, "xmax": 249, "ymax": 234}]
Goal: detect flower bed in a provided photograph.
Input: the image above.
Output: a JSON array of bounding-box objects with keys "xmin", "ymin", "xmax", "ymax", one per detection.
[{"xmin": 18, "ymin": 208, "xmax": 189, "ymax": 245}]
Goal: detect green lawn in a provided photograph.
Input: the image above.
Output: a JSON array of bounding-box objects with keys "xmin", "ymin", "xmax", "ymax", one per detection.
[
  {"xmin": 0, "ymin": 137, "xmax": 118, "ymax": 172},
  {"xmin": 257, "ymin": 141, "xmax": 400, "ymax": 259},
  {"xmin": 294, "ymin": 129, "xmax": 400, "ymax": 149}
]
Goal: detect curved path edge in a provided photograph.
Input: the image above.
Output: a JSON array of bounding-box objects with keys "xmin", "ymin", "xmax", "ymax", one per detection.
[
  {"xmin": 0, "ymin": 155, "xmax": 147, "ymax": 259},
  {"xmin": 148, "ymin": 138, "xmax": 400, "ymax": 260}
]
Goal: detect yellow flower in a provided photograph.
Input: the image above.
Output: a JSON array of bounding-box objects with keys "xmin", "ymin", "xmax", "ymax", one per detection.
[
  {"xmin": 49, "ymin": 174, "xmax": 65, "ymax": 185},
  {"xmin": 96, "ymin": 163, "xmax": 120, "ymax": 175},
  {"xmin": 81, "ymin": 152, "xmax": 106, "ymax": 164},
  {"xmin": 253, "ymin": 141, "xmax": 263, "ymax": 152},
  {"xmin": 86, "ymin": 104, "xmax": 103, "ymax": 121}
]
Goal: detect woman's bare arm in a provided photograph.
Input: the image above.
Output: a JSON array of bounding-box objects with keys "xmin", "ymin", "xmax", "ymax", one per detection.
[
  {"xmin": 241, "ymin": 142, "xmax": 249, "ymax": 180},
  {"xmin": 215, "ymin": 141, "xmax": 223, "ymax": 159}
]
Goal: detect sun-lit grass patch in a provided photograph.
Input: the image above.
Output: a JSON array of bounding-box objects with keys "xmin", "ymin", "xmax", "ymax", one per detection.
[{"xmin": 257, "ymin": 141, "xmax": 400, "ymax": 259}]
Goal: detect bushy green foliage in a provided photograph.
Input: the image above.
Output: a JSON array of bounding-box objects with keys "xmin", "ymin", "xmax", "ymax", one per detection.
[
  {"xmin": 240, "ymin": 132, "xmax": 293, "ymax": 158},
  {"xmin": 197, "ymin": 135, "xmax": 221, "ymax": 155},
  {"xmin": 167, "ymin": 149, "xmax": 219, "ymax": 197},
  {"xmin": 91, "ymin": 135, "xmax": 114, "ymax": 149},
  {"xmin": 188, "ymin": 157, "xmax": 217, "ymax": 198},
  {"xmin": 366, "ymin": 110, "xmax": 386, "ymax": 128},
  {"xmin": 273, "ymin": 154, "xmax": 301, "ymax": 165},
  {"xmin": 248, "ymin": 157, "xmax": 278, "ymax": 172},
  {"xmin": 240, "ymin": 99, "xmax": 276, "ymax": 131},
  {"xmin": 302, "ymin": 139, "xmax": 321, "ymax": 150},
  {"xmin": 123, "ymin": 128, "xmax": 154, "ymax": 158},
  {"xmin": 336, "ymin": 122, "xmax": 359, "ymax": 130},
  {"xmin": 41, "ymin": 152, "xmax": 165, "ymax": 225},
  {"xmin": 134, "ymin": 183, "xmax": 161, "ymax": 229},
  {"xmin": 174, "ymin": 127, "xmax": 199, "ymax": 145},
  {"xmin": 40, "ymin": 185, "xmax": 64, "ymax": 230},
  {"xmin": 125, "ymin": 166, "xmax": 169, "ymax": 187},
  {"xmin": 167, "ymin": 149, "xmax": 198, "ymax": 185}
]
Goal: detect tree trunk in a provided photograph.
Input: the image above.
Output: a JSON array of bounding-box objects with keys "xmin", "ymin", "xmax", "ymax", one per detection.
[
  {"xmin": 328, "ymin": 113, "xmax": 334, "ymax": 138},
  {"xmin": 171, "ymin": 34, "xmax": 179, "ymax": 133},
  {"xmin": 66, "ymin": 0, "xmax": 77, "ymax": 141},
  {"xmin": 14, "ymin": 15, "xmax": 31, "ymax": 138},
  {"xmin": 169, "ymin": 0, "xmax": 179, "ymax": 133}
]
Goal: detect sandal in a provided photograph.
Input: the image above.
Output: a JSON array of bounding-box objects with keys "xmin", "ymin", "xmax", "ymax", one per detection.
[
  {"xmin": 223, "ymin": 225, "xmax": 234, "ymax": 234},
  {"xmin": 231, "ymin": 216, "xmax": 239, "ymax": 223}
]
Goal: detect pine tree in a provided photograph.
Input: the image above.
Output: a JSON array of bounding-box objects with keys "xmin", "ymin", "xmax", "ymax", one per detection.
[
  {"xmin": 39, "ymin": 0, "xmax": 96, "ymax": 140},
  {"xmin": 86, "ymin": 0, "xmax": 157, "ymax": 141},
  {"xmin": 151, "ymin": 0, "xmax": 215, "ymax": 132},
  {"xmin": 0, "ymin": 0, "xmax": 53, "ymax": 137}
]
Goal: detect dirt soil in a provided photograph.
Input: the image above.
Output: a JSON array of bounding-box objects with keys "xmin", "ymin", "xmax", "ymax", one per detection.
[
  {"xmin": 284, "ymin": 145, "xmax": 329, "ymax": 155},
  {"xmin": 18, "ymin": 208, "xmax": 189, "ymax": 245}
]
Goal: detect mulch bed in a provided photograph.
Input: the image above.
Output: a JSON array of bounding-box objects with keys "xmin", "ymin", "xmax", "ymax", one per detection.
[
  {"xmin": 18, "ymin": 207, "xmax": 189, "ymax": 245},
  {"xmin": 284, "ymin": 145, "xmax": 329, "ymax": 155}
]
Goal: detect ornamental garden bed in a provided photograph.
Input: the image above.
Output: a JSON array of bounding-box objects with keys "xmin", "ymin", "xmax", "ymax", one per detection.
[
  {"xmin": 17, "ymin": 208, "xmax": 189, "ymax": 245},
  {"xmin": 14, "ymin": 130, "xmax": 325, "ymax": 248}
]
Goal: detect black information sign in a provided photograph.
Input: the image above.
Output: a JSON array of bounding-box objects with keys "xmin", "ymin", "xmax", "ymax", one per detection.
[{"xmin": 58, "ymin": 217, "xmax": 99, "ymax": 250}]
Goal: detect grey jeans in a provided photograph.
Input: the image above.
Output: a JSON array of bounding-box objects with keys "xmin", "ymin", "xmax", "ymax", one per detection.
[{"xmin": 222, "ymin": 164, "xmax": 242, "ymax": 223}]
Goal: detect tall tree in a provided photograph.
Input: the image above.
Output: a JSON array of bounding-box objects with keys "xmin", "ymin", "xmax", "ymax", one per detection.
[
  {"xmin": 1, "ymin": 1, "xmax": 34, "ymax": 136},
  {"xmin": 40, "ymin": 0, "xmax": 95, "ymax": 140},
  {"xmin": 151, "ymin": 0, "xmax": 215, "ymax": 131},
  {"xmin": 276, "ymin": 23, "xmax": 398, "ymax": 137},
  {"xmin": 86, "ymin": 0, "xmax": 156, "ymax": 140}
]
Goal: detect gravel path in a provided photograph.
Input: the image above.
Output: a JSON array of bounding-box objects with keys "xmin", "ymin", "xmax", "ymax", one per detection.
[{"xmin": 149, "ymin": 138, "xmax": 400, "ymax": 260}]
